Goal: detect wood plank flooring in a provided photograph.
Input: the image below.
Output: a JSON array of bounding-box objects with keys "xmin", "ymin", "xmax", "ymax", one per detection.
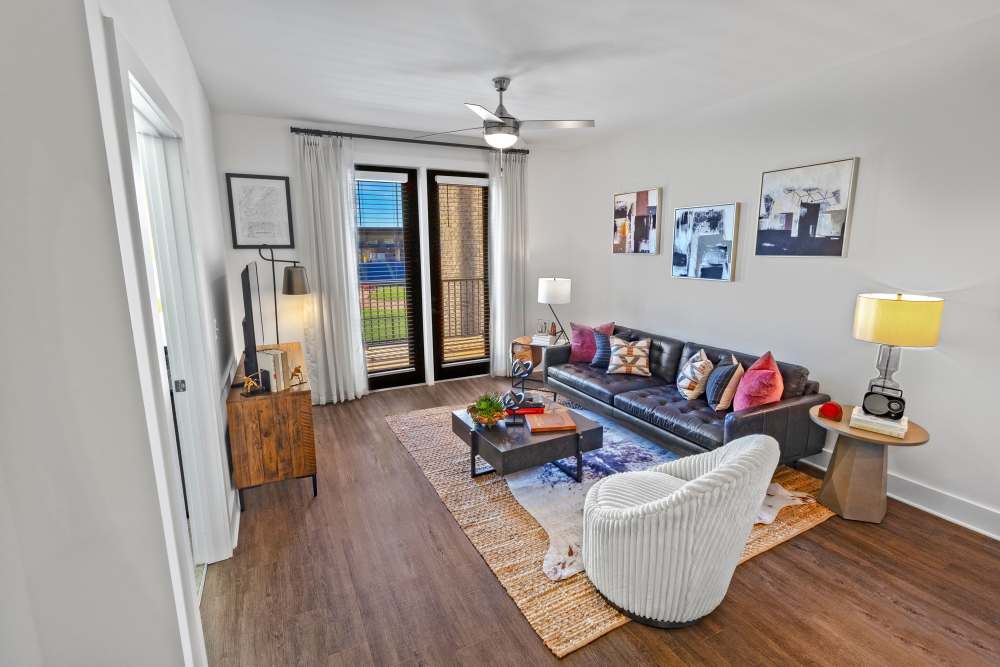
[{"xmin": 201, "ymin": 376, "xmax": 1000, "ymax": 666}]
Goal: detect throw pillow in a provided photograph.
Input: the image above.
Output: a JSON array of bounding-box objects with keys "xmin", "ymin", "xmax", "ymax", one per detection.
[
  {"xmin": 676, "ymin": 349, "xmax": 714, "ymax": 400},
  {"xmin": 606, "ymin": 336, "xmax": 652, "ymax": 376},
  {"xmin": 733, "ymin": 351, "xmax": 785, "ymax": 411},
  {"xmin": 591, "ymin": 331, "xmax": 612, "ymax": 369},
  {"xmin": 705, "ymin": 354, "xmax": 745, "ymax": 411},
  {"xmin": 569, "ymin": 321, "xmax": 615, "ymax": 363}
]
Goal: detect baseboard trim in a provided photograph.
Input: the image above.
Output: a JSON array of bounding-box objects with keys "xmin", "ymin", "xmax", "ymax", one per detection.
[{"xmin": 803, "ymin": 450, "xmax": 1000, "ymax": 541}]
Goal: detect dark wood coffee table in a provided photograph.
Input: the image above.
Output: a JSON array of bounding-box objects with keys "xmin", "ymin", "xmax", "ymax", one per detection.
[{"xmin": 451, "ymin": 406, "xmax": 603, "ymax": 482}]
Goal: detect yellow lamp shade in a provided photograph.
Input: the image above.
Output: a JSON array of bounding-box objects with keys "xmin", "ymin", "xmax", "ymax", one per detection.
[{"xmin": 852, "ymin": 293, "xmax": 944, "ymax": 348}]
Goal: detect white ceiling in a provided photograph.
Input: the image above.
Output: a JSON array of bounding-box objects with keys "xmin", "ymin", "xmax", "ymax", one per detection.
[{"xmin": 170, "ymin": 0, "xmax": 1000, "ymax": 147}]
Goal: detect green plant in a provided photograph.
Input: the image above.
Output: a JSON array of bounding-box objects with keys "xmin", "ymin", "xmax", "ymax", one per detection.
[{"xmin": 467, "ymin": 392, "xmax": 507, "ymax": 428}]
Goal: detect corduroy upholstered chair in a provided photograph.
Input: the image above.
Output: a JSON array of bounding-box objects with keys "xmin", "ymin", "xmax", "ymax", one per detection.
[{"xmin": 583, "ymin": 434, "xmax": 779, "ymax": 626}]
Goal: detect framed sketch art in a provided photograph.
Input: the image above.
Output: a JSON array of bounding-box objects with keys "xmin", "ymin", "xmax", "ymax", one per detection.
[
  {"xmin": 612, "ymin": 188, "xmax": 660, "ymax": 254},
  {"xmin": 226, "ymin": 173, "xmax": 294, "ymax": 249},
  {"xmin": 672, "ymin": 203, "xmax": 740, "ymax": 281},
  {"xmin": 755, "ymin": 158, "xmax": 858, "ymax": 257}
]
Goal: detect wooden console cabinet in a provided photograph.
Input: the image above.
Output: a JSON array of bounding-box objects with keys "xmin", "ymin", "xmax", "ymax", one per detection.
[{"xmin": 226, "ymin": 342, "xmax": 316, "ymax": 510}]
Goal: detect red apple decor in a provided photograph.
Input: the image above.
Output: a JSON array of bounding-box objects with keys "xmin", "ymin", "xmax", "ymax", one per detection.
[{"xmin": 819, "ymin": 401, "xmax": 844, "ymax": 421}]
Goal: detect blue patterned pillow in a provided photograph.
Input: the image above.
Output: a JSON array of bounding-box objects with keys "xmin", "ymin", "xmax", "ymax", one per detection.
[{"xmin": 591, "ymin": 331, "xmax": 612, "ymax": 369}]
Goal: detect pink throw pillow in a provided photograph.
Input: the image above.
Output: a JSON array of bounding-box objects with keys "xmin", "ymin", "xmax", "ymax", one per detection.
[
  {"xmin": 733, "ymin": 351, "xmax": 784, "ymax": 411},
  {"xmin": 569, "ymin": 322, "xmax": 615, "ymax": 363}
]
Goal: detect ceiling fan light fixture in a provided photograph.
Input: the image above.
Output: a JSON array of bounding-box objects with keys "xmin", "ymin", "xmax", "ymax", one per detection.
[{"xmin": 484, "ymin": 124, "xmax": 518, "ymax": 149}]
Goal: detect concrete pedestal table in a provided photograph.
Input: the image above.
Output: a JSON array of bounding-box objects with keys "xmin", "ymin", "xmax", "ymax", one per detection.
[{"xmin": 809, "ymin": 405, "xmax": 929, "ymax": 523}]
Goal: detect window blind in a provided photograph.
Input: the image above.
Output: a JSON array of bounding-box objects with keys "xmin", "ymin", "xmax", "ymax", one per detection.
[{"xmin": 355, "ymin": 174, "xmax": 419, "ymax": 376}]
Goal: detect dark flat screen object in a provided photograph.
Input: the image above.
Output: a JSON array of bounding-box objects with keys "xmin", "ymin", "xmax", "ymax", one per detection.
[{"xmin": 862, "ymin": 391, "xmax": 905, "ymax": 420}]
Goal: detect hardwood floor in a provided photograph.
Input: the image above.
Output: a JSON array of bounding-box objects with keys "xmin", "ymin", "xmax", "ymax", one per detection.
[{"xmin": 201, "ymin": 377, "xmax": 1000, "ymax": 666}]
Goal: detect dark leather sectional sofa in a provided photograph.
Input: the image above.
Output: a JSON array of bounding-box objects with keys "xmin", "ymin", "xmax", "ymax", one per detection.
[{"xmin": 543, "ymin": 325, "xmax": 830, "ymax": 464}]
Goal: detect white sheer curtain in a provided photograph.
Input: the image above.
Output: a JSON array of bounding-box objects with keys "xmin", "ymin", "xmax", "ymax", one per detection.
[
  {"xmin": 293, "ymin": 134, "xmax": 368, "ymax": 404},
  {"xmin": 488, "ymin": 151, "xmax": 528, "ymax": 376}
]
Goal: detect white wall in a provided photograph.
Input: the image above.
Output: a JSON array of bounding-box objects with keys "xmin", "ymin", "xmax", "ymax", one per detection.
[
  {"xmin": 526, "ymin": 17, "xmax": 1000, "ymax": 537},
  {"xmin": 0, "ymin": 0, "xmax": 230, "ymax": 663},
  {"xmin": 212, "ymin": 112, "xmax": 492, "ymax": 384}
]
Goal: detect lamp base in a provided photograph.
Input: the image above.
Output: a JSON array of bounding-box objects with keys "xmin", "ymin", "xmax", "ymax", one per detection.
[{"xmin": 862, "ymin": 344, "xmax": 905, "ymax": 419}]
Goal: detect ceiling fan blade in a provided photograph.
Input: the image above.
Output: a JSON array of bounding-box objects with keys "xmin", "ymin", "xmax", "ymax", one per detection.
[
  {"xmin": 411, "ymin": 127, "xmax": 483, "ymax": 140},
  {"xmin": 519, "ymin": 120, "xmax": 596, "ymax": 129},
  {"xmin": 465, "ymin": 103, "xmax": 502, "ymax": 123}
]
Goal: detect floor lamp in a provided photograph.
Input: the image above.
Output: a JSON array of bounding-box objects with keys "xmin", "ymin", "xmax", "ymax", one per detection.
[
  {"xmin": 258, "ymin": 247, "xmax": 310, "ymax": 344},
  {"xmin": 538, "ymin": 277, "xmax": 571, "ymax": 343}
]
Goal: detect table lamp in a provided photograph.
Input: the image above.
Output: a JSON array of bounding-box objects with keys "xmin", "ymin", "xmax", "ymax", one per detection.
[
  {"xmin": 538, "ymin": 278, "xmax": 571, "ymax": 343},
  {"xmin": 852, "ymin": 293, "xmax": 943, "ymax": 419},
  {"xmin": 259, "ymin": 247, "xmax": 310, "ymax": 344}
]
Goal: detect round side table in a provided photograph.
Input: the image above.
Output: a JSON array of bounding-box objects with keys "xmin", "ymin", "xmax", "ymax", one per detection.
[{"xmin": 809, "ymin": 405, "xmax": 929, "ymax": 523}]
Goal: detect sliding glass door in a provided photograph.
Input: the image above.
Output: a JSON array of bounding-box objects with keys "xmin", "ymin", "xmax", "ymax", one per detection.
[
  {"xmin": 427, "ymin": 170, "xmax": 491, "ymax": 380},
  {"xmin": 355, "ymin": 166, "xmax": 424, "ymax": 389}
]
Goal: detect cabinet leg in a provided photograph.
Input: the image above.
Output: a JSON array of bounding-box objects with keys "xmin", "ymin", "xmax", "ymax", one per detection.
[
  {"xmin": 311, "ymin": 474, "xmax": 318, "ymax": 497},
  {"xmin": 238, "ymin": 488, "xmax": 245, "ymax": 513}
]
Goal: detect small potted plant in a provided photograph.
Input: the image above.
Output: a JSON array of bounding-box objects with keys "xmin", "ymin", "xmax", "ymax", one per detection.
[{"xmin": 467, "ymin": 392, "xmax": 507, "ymax": 429}]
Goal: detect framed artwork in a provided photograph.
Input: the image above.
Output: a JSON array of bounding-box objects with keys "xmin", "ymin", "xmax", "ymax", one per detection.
[
  {"xmin": 672, "ymin": 203, "xmax": 740, "ymax": 281},
  {"xmin": 227, "ymin": 173, "xmax": 294, "ymax": 248},
  {"xmin": 755, "ymin": 157, "xmax": 859, "ymax": 256},
  {"xmin": 612, "ymin": 188, "xmax": 660, "ymax": 254}
]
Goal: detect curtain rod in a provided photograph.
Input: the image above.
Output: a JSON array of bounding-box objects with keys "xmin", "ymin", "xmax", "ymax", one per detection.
[{"xmin": 289, "ymin": 126, "xmax": 529, "ymax": 154}]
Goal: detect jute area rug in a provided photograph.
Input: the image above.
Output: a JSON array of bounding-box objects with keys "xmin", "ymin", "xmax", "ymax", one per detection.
[{"xmin": 386, "ymin": 405, "xmax": 834, "ymax": 658}]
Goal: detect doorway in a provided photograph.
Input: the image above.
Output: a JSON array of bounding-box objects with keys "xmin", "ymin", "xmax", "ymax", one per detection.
[
  {"xmin": 427, "ymin": 170, "xmax": 491, "ymax": 381},
  {"xmin": 355, "ymin": 166, "xmax": 426, "ymax": 389}
]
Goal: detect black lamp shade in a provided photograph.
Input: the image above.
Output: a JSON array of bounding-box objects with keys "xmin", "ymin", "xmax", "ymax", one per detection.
[{"xmin": 282, "ymin": 265, "xmax": 310, "ymax": 295}]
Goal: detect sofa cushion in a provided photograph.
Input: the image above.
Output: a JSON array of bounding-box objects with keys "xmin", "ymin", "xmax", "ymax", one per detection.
[
  {"xmin": 734, "ymin": 351, "xmax": 784, "ymax": 411},
  {"xmin": 612, "ymin": 326, "xmax": 685, "ymax": 382},
  {"xmin": 569, "ymin": 321, "xmax": 615, "ymax": 363},
  {"xmin": 548, "ymin": 363, "xmax": 667, "ymax": 404},
  {"xmin": 678, "ymin": 342, "xmax": 810, "ymax": 399},
  {"xmin": 591, "ymin": 470, "xmax": 687, "ymax": 510},
  {"xmin": 614, "ymin": 385, "xmax": 725, "ymax": 449},
  {"xmin": 590, "ymin": 331, "xmax": 612, "ymax": 369},
  {"xmin": 676, "ymin": 348, "xmax": 714, "ymax": 399},
  {"xmin": 607, "ymin": 336, "xmax": 652, "ymax": 376}
]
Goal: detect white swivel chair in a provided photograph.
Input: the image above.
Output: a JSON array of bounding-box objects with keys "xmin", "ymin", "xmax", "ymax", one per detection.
[{"xmin": 583, "ymin": 434, "xmax": 779, "ymax": 627}]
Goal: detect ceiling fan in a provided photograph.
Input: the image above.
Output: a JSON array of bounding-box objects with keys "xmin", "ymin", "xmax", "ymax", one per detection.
[{"xmin": 417, "ymin": 76, "xmax": 595, "ymax": 149}]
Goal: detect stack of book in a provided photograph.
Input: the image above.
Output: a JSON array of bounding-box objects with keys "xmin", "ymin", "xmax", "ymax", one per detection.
[
  {"xmin": 849, "ymin": 406, "xmax": 909, "ymax": 439},
  {"xmin": 257, "ymin": 348, "xmax": 290, "ymax": 392},
  {"xmin": 531, "ymin": 334, "xmax": 557, "ymax": 346},
  {"xmin": 525, "ymin": 410, "xmax": 577, "ymax": 433}
]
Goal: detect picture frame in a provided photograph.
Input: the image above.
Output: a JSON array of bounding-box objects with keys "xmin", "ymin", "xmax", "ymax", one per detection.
[
  {"xmin": 755, "ymin": 157, "xmax": 859, "ymax": 257},
  {"xmin": 226, "ymin": 173, "xmax": 294, "ymax": 249},
  {"xmin": 672, "ymin": 203, "xmax": 740, "ymax": 281},
  {"xmin": 612, "ymin": 187, "xmax": 661, "ymax": 254}
]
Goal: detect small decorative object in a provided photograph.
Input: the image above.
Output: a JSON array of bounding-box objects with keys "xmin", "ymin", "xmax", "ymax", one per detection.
[
  {"xmin": 227, "ymin": 173, "xmax": 294, "ymax": 248},
  {"xmin": 289, "ymin": 365, "xmax": 304, "ymax": 386},
  {"xmin": 756, "ymin": 158, "xmax": 858, "ymax": 256},
  {"xmin": 672, "ymin": 203, "xmax": 740, "ymax": 280},
  {"xmin": 613, "ymin": 188, "xmax": 660, "ymax": 254},
  {"xmin": 467, "ymin": 392, "xmax": 507, "ymax": 429},
  {"xmin": 818, "ymin": 401, "xmax": 844, "ymax": 421},
  {"xmin": 240, "ymin": 371, "xmax": 263, "ymax": 397},
  {"xmin": 852, "ymin": 293, "xmax": 943, "ymax": 420},
  {"xmin": 537, "ymin": 278, "xmax": 571, "ymax": 343}
]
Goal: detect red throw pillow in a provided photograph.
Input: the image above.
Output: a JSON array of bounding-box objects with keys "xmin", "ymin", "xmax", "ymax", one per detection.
[
  {"xmin": 733, "ymin": 351, "xmax": 784, "ymax": 411},
  {"xmin": 569, "ymin": 321, "xmax": 615, "ymax": 363}
]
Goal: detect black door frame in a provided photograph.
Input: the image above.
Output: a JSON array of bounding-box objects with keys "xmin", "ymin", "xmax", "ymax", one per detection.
[
  {"xmin": 427, "ymin": 169, "xmax": 491, "ymax": 381},
  {"xmin": 356, "ymin": 165, "xmax": 425, "ymax": 390}
]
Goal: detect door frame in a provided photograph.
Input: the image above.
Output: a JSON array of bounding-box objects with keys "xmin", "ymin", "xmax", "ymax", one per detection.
[
  {"xmin": 426, "ymin": 169, "xmax": 492, "ymax": 381},
  {"xmin": 355, "ymin": 165, "xmax": 426, "ymax": 390}
]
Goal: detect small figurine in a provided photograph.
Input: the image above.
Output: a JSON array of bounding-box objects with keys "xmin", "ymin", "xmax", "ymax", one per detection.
[
  {"xmin": 240, "ymin": 371, "xmax": 262, "ymax": 396},
  {"xmin": 819, "ymin": 401, "xmax": 844, "ymax": 421},
  {"xmin": 289, "ymin": 365, "xmax": 304, "ymax": 385}
]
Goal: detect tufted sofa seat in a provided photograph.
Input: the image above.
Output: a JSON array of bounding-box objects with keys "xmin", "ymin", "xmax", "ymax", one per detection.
[
  {"xmin": 614, "ymin": 386, "xmax": 723, "ymax": 449},
  {"xmin": 543, "ymin": 325, "xmax": 830, "ymax": 463}
]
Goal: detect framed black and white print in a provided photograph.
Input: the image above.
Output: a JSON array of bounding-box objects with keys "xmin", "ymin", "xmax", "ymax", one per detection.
[
  {"xmin": 226, "ymin": 173, "xmax": 294, "ymax": 248},
  {"xmin": 672, "ymin": 203, "xmax": 740, "ymax": 281},
  {"xmin": 755, "ymin": 158, "xmax": 859, "ymax": 257}
]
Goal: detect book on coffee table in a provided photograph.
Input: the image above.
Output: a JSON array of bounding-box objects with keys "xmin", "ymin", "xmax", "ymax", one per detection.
[{"xmin": 525, "ymin": 411, "xmax": 577, "ymax": 433}]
